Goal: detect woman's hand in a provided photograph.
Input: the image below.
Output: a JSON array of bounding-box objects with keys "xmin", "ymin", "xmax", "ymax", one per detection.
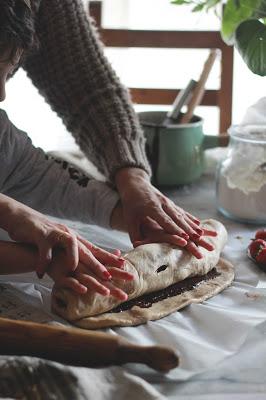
[
  {"xmin": 133, "ymin": 217, "xmax": 217, "ymax": 259},
  {"xmin": 115, "ymin": 168, "xmax": 214, "ymax": 248},
  {"xmin": 0, "ymin": 195, "xmax": 125, "ymax": 279},
  {"xmin": 49, "ymin": 248, "xmax": 134, "ymax": 300},
  {"xmin": 6, "ymin": 205, "xmax": 79, "ymax": 278}
]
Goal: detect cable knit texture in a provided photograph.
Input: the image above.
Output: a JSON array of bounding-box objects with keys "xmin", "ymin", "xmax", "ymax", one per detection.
[{"xmin": 22, "ymin": 0, "xmax": 151, "ymax": 181}]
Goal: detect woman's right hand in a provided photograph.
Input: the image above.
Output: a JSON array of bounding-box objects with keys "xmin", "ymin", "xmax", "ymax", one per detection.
[
  {"xmin": 48, "ymin": 247, "xmax": 134, "ymax": 300},
  {"xmin": 0, "ymin": 194, "xmax": 126, "ymax": 281}
]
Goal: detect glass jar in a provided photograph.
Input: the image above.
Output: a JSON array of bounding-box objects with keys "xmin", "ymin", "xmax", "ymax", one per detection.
[{"xmin": 216, "ymin": 125, "xmax": 266, "ymax": 224}]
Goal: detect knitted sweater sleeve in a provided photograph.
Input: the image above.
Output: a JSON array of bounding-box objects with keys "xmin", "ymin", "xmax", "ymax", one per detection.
[{"xmin": 23, "ymin": 0, "xmax": 151, "ymax": 181}]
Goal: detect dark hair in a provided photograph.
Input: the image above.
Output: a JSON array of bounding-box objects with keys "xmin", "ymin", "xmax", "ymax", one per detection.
[{"xmin": 0, "ymin": 0, "xmax": 36, "ymax": 62}]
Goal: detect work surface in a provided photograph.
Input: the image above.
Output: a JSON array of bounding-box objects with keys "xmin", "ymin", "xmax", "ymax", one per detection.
[{"xmin": 0, "ymin": 174, "xmax": 266, "ymax": 400}]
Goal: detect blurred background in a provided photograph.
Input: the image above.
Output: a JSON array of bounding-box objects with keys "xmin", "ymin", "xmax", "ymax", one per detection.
[{"xmin": 1, "ymin": 0, "xmax": 265, "ymax": 152}]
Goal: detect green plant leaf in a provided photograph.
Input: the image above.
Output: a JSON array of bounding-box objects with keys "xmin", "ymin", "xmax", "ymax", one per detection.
[
  {"xmin": 235, "ymin": 19, "xmax": 266, "ymax": 75},
  {"xmin": 171, "ymin": 0, "xmax": 192, "ymax": 4},
  {"xmin": 171, "ymin": 0, "xmax": 223, "ymax": 13},
  {"xmin": 170, "ymin": 0, "xmax": 266, "ymax": 75},
  {"xmin": 222, "ymin": 0, "xmax": 262, "ymax": 44},
  {"xmin": 205, "ymin": 0, "xmax": 221, "ymax": 10},
  {"xmin": 192, "ymin": 3, "xmax": 205, "ymax": 12}
]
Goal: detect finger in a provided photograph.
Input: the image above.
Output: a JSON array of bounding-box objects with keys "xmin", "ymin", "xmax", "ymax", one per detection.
[
  {"xmin": 185, "ymin": 241, "xmax": 203, "ymax": 259},
  {"xmin": 56, "ymin": 277, "xmax": 88, "ymax": 295},
  {"xmin": 196, "ymin": 238, "xmax": 214, "ymax": 251},
  {"xmin": 183, "ymin": 214, "xmax": 203, "ymax": 234},
  {"xmin": 202, "ymin": 229, "xmax": 217, "ymax": 237},
  {"xmin": 113, "ymin": 249, "xmax": 121, "ymax": 256},
  {"xmin": 58, "ymin": 233, "xmax": 79, "ymax": 272},
  {"xmin": 134, "ymin": 233, "xmax": 187, "ymax": 248},
  {"xmin": 107, "ymin": 267, "xmax": 134, "ymax": 281},
  {"xmin": 36, "ymin": 243, "xmax": 53, "ymax": 278},
  {"xmin": 163, "ymin": 213, "xmax": 190, "ymax": 240},
  {"xmin": 78, "ymin": 238, "xmax": 125, "ymax": 269},
  {"xmin": 48, "ymin": 231, "xmax": 79, "ymax": 273},
  {"xmin": 150, "ymin": 207, "xmax": 188, "ymax": 237},
  {"xmin": 168, "ymin": 211, "xmax": 202, "ymax": 241},
  {"xmin": 76, "ymin": 273, "xmax": 111, "ymax": 296},
  {"xmin": 103, "ymin": 281, "xmax": 128, "ymax": 301},
  {"xmin": 161, "ymin": 204, "xmax": 196, "ymax": 239},
  {"xmin": 76, "ymin": 235, "xmax": 94, "ymax": 251},
  {"xmin": 78, "ymin": 244, "xmax": 113, "ymax": 280},
  {"xmin": 135, "ymin": 237, "xmax": 204, "ymax": 259},
  {"xmin": 185, "ymin": 212, "xmax": 200, "ymax": 225},
  {"xmin": 89, "ymin": 247, "xmax": 126, "ymax": 268},
  {"xmin": 179, "ymin": 220, "xmax": 202, "ymax": 239}
]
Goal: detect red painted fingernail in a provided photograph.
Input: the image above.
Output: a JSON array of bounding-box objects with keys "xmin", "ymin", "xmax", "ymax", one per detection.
[
  {"xmin": 103, "ymin": 271, "xmax": 112, "ymax": 280},
  {"xmin": 192, "ymin": 233, "xmax": 200, "ymax": 240},
  {"xmin": 182, "ymin": 233, "xmax": 189, "ymax": 239},
  {"xmin": 119, "ymin": 257, "xmax": 125, "ymax": 262},
  {"xmin": 196, "ymin": 228, "xmax": 203, "ymax": 235}
]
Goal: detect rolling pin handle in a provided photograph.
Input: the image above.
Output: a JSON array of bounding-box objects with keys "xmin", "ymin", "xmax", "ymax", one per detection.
[{"xmin": 117, "ymin": 342, "xmax": 179, "ymax": 372}]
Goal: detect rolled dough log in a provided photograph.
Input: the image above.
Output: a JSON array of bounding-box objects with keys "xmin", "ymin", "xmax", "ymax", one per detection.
[{"xmin": 52, "ymin": 219, "xmax": 234, "ymax": 329}]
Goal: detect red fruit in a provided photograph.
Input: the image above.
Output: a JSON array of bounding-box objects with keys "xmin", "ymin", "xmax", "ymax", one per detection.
[
  {"xmin": 249, "ymin": 239, "xmax": 266, "ymax": 262},
  {"xmin": 257, "ymin": 248, "xmax": 266, "ymax": 264},
  {"xmin": 255, "ymin": 229, "xmax": 266, "ymax": 241}
]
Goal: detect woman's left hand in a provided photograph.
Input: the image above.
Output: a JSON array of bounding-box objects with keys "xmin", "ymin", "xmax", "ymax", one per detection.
[{"xmin": 133, "ymin": 217, "xmax": 216, "ymax": 259}]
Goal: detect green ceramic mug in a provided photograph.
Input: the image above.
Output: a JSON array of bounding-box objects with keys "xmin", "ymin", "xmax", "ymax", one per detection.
[{"xmin": 139, "ymin": 111, "xmax": 227, "ymax": 186}]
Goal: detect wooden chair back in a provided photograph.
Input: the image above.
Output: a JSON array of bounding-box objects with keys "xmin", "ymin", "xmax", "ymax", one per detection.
[{"xmin": 88, "ymin": 1, "xmax": 233, "ymax": 135}]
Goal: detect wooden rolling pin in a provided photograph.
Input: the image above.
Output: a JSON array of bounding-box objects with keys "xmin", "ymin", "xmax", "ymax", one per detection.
[{"xmin": 0, "ymin": 317, "xmax": 179, "ymax": 372}]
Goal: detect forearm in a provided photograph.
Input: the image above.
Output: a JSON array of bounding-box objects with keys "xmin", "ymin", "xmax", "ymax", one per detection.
[
  {"xmin": 111, "ymin": 168, "xmax": 151, "ymax": 232},
  {"xmin": 12, "ymin": 168, "xmax": 119, "ymax": 229},
  {"xmin": 115, "ymin": 168, "xmax": 150, "ymax": 198},
  {"xmin": 0, "ymin": 194, "xmax": 16, "ymax": 231},
  {"xmin": 23, "ymin": 0, "xmax": 151, "ymax": 181},
  {"xmin": 0, "ymin": 110, "xmax": 119, "ymax": 228},
  {"xmin": 0, "ymin": 241, "xmax": 37, "ymax": 275},
  {"xmin": 7, "ymin": 164, "xmax": 120, "ymax": 228},
  {"xmin": 0, "ymin": 194, "xmax": 35, "ymax": 234}
]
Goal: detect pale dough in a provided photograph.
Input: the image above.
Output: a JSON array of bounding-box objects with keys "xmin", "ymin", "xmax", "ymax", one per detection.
[{"xmin": 51, "ymin": 219, "xmax": 234, "ymax": 329}]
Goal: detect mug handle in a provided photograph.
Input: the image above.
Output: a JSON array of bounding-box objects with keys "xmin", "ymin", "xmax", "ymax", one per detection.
[{"xmin": 203, "ymin": 134, "xmax": 229, "ymax": 150}]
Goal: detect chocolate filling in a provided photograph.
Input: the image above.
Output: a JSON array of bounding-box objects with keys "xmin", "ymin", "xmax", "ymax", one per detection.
[
  {"xmin": 156, "ymin": 264, "xmax": 168, "ymax": 273},
  {"xmin": 110, "ymin": 268, "xmax": 220, "ymax": 313}
]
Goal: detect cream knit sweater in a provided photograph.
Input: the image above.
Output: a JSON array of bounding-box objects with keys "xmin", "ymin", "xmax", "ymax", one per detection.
[{"xmin": 22, "ymin": 0, "xmax": 151, "ymax": 181}]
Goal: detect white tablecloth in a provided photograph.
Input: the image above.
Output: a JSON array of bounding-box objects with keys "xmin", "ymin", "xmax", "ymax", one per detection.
[{"xmin": 0, "ymin": 174, "xmax": 266, "ymax": 399}]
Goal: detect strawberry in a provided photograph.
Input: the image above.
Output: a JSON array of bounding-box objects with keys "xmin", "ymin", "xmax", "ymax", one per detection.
[
  {"xmin": 257, "ymin": 248, "xmax": 266, "ymax": 264},
  {"xmin": 249, "ymin": 239, "xmax": 266, "ymax": 264},
  {"xmin": 255, "ymin": 229, "xmax": 266, "ymax": 241}
]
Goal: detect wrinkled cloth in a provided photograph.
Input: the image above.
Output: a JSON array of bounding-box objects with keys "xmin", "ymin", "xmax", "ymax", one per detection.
[{"xmin": 0, "ymin": 175, "xmax": 265, "ymax": 399}]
